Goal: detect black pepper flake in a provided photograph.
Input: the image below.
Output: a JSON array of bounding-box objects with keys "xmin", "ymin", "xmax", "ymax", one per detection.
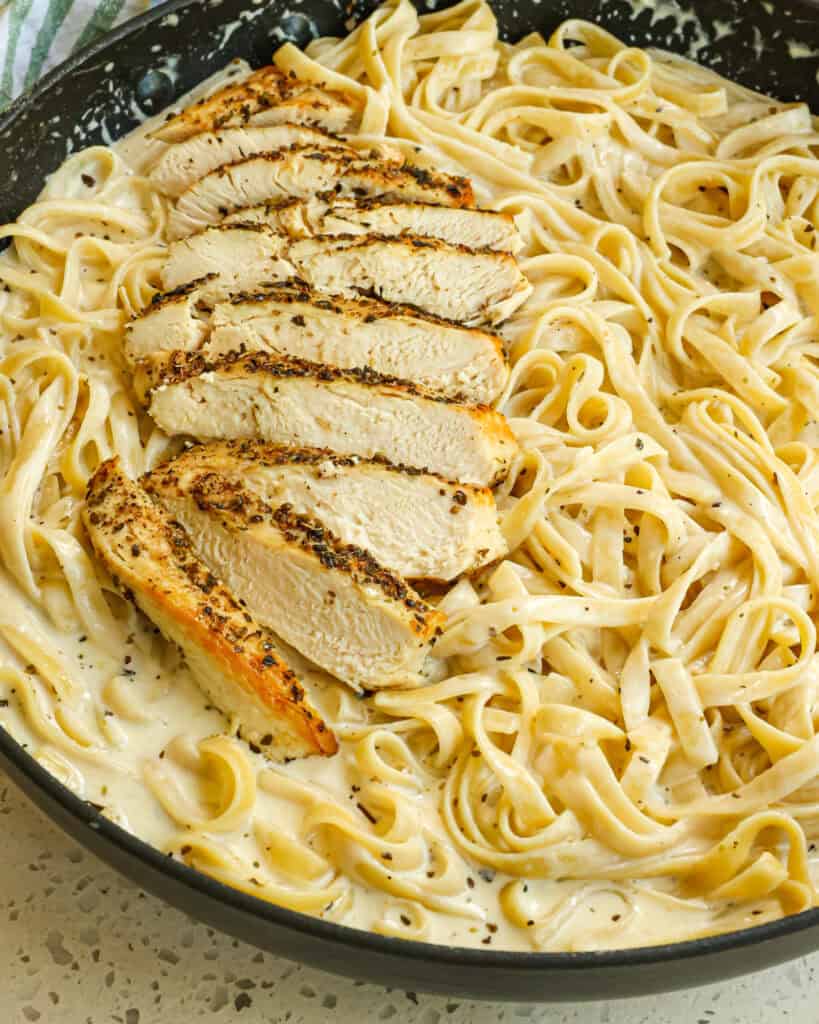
[
  {"xmin": 357, "ymin": 802, "xmax": 377, "ymax": 824},
  {"xmin": 81, "ymin": 173, "xmax": 96, "ymax": 188}
]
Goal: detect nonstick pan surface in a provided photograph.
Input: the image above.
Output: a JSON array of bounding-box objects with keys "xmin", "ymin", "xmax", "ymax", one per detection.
[{"xmin": 3, "ymin": 0, "xmax": 819, "ymax": 1000}]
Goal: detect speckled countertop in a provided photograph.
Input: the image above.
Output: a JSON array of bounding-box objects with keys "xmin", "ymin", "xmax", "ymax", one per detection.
[{"xmin": 2, "ymin": 774, "xmax": 818, "ymax": 1023}]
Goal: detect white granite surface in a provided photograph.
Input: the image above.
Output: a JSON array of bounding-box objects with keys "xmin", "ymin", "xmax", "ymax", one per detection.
[{"xmin": 2, "ymin": 773, "xmax": 819, "ymax": 1024}]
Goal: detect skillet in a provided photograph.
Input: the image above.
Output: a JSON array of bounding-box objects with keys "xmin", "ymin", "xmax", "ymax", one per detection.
[{"xmin": 3, "ymin": 0, "xmax": 819, "ymax": 1000}]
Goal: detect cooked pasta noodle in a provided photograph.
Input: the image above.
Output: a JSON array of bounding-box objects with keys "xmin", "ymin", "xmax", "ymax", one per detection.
[{"xmin": 2, "ymin": 0, "xmax": 819, "ymax": 950}]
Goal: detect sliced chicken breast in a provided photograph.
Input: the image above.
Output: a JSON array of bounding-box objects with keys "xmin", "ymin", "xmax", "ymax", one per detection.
[
  {"xmin": 161, "ymin": 225, "xmax": 292, "ymax": 301},
  {"xmin": 286, "ymin": 235, "xmax": 531, "ymax": 326},
  {"xmin": 207, "ymin": 284, "xmax": 508, "ymax": 402},
  {"xmin": 124, "ymin": 277, "xmax": 213, "ymax": 366},
  {"xmin": 161, "ymin": 227, "xmax": 531, "ymax": 325},
  {"xmin": 134, "ymin": 352, "xmax": 518, "ymax": 487},
  {"xmin": 83, "ymin": 457, "xmax": 336, "ymax": 761},
  {"xmin": 149, "ymin": 124, "xmax": 351, "ymax": 197},
  {"xmin": 224, "ymin": 197, "xmax": 523, "ymax": 253},
  {"xmin": 127, "ymin": 280, "xmax": 507, "ymax": 400},
  {"xmin": 151, "ymin": 65, "xmax": 362, "ymax": 143},
  {"xmin": 147, "ymin": 441, "xmax": 508, "ymax": 581},
  {"xmin": 150, "ymin": 126, "xmax": 405, "ymax": 198},
  {"xmin": 167, "ymin": 148, "xmax": 474, "ymax": 239},
  {"xmin": 143, "ymin": 471, "xmax": 445, "ymax": 690}
]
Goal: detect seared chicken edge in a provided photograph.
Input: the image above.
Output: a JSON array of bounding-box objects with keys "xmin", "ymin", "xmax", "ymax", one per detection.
[
  {"xmin": 150, "ymin": 64, "xmax": 363, "ymax": 143},
  {"xmin": 222, "ymin": 196, "xmax": 524, "ymax": 253},
  {"xmin": 82, "ymin": 457, "xmax": 337, "ymax": 761}
]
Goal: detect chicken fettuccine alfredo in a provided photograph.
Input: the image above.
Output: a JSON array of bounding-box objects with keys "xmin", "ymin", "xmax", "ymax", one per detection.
[{"xmin": 2, "ymin": 0, "xmax": 819, "ymax": 952}]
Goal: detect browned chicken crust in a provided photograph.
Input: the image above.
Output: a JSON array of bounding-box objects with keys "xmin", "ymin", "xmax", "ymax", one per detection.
[
  {"xmin": 83, "ymin": 457, "xmax": 337, "ymax": 761},
  {"xmin": 156, "ymin": 439, "xmax": 489, "ymax": 489},
  {"xmin": 203, "ymin": 150, "xmax": 475, "ymax": 206},
  {"xmin": 217, "ymin": 279, "xmax": 507, "ymax": 342},
  {"xmin": 151, "ymin": 64, "xmax": 363, "ymax": 143},
  {"xmin": 224, "ymin": 195, "xmax": 522, "ymax": 252},
  {"xmin": 134, "ymin": 349, "xmax": 474, "ymax": 405}
]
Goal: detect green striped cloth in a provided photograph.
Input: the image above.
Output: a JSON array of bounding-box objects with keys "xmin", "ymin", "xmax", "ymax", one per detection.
[{"xmin": 0, "ymin": 0, "xmax": 152, "ymax": 109}]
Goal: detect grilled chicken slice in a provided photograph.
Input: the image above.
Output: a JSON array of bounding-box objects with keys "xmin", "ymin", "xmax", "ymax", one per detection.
[
  {"xmin": 143, "ymin": 471, "xmax": 445, "ymax": 690},
  {"xmin": 124, "ymin": 278, "xmax": 213, "ymax": 365},
  {"xmin": 161, "ymin": 225, "xmax": 292, "ymax": 301},
  {"xmin": 286, "ymin": 235, "xmax": 531, "ymax": 326},
  {"xmin": 151, "ymin": 65, "xmax": 362, "ymax": 143},
  {"xmin": 127, "ymin": 280, "xmax": 507, "ymax": 400},
  {"xmin": 134, "ymin": 352, "xmax": 518, "ymax": 487},
  {"xmin": 150, "ymin": 125, "xmax": 405, "ymax": 197},
  {"xmin": 224, "ymin": 197, "xmax": 523, "ymax": 253},
  {"xmin": 150, "ymin": 124, "xmax": 351, "ymax": 197},
  {"xmin": 161, "ymin": 227, "xmax": 531, "ymax": 325},
  {"xmin": 83, "ymin": 458, "xmax": 336, "ymax": 761},
  {"xmin": 208, "ymin": 284, "xmax": 508, "ymax": 403},
  {"xmin": 147, "ymin": 441, "xmax": 508, "ymax": 581},
  {"xmin": 167, "ymin": 148, "xmax": 473, "ymax": 239}
]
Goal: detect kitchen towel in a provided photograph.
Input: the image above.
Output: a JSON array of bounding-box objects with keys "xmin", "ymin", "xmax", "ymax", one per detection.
[{"xmin": 0, "ymin": 0, "xmax": 159, "ymax": 109}]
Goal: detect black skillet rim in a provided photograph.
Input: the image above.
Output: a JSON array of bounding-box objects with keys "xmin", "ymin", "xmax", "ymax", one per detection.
[{"xmin": 1, "ymin": 0, "xmax": 819, "ymax": 981}]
